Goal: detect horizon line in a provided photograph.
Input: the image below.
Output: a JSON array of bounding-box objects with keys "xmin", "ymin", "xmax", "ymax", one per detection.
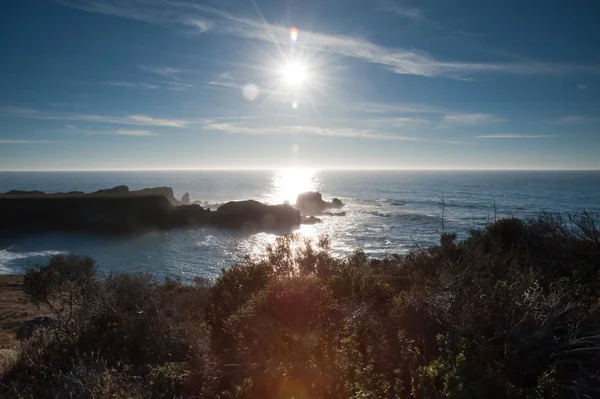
[{"xmin": 1, "ymin": 168, "xmax": 599, "ymax": 172}]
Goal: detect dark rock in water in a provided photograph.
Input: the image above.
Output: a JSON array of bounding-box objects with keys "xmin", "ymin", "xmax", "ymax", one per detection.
[
  {"xmin": 16, "ymin": 316, "xmax": 58, "ymax": 341},
  {"xmin": 211, "ymin": 200, "xmax": 300, "ymax": 230},
  {"xmin": 0, "ymin": 186, "xmax": 304, "ymax": 235},
  {"xmin": 181, "ymin": 192, "xmax": 190, "ymax": 205},
  {"xmin": 131, "ymin": 187, "xmax": 180, "ymax": 205},
  {"xmin": 4, "ymin": 190, "xmax": 46, "ymax": 195},
  {"xmin": 170, "ymin": 204, "xmax": 210, "ymax": 226},
  {"xmin": 93, "ymin": 185, "xmax": 129, "ymax": 194},
  {"xmin": 322, "ymin": 211, "xmax": 346, "ymax": 217},
  {"xmin": 0, "ymin": 194, "xmax": 173, "ymax": 234},
  {"xmin": 301, "ymin": 215, "xmax": 323, "ymax": 225},
  {"xmin": 295, "ymin": 192, "xmax": 345, "ymax": 215}
]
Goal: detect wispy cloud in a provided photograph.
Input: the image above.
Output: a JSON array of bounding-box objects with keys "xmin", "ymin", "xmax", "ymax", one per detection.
[
  {"xmin": 129, "ymin": 114, "xmax": 185, "ymax": 127},
  {"xmin": 1, "ymin": 106, "xmax": 188, "ymax": 127},
  {"xmin": 55, "ymin": 0, "xmax": 213, "ymax": 33},
  {"xmin": 205, "ymin": 122, "xmax": 418, "ymax": 140},
  {"xmin": 442, "ymin": 113, "xmax": 505, "ymax": 126},
  {"xmin": 67, "ymin": 125, "xmax": 157, "ymax": 136},
  {"xmin": 577, "ymin": 84, "xmax": 588, "ymax": 90},
  {"xmin": 138, "ymin": 65, "xmax": 184, "ymax": 80},
  {"xmin": 183, "ymin": 18, "xmax": 213, "ymax": 33},
  {"xmin": 360, "ymin": 102, "xmax": 443, "ymax": 114},
  {"xmin": 160, "ymin": 81, "xmax": 195, "ymax": 91},
  {"xmin": 55, "ymin": 0, "xmax": 600, "ymax": 79},
  {"xmin": 379, "ymin": 0, "xmax": 426, "ymax": 22},
  {"xmin": 0, "ymin": 106, "xmax": 40, "ymax": 115},
  {"xmin": 108, "ymin": 81, "xmax": 160, "ymax": 89},
  {"xmin": 475, "ymin": 134, "xmax": 557, "ymax": 139},
  {"xmin": 551, "ymin": 115, "xmax": 594, "ymax": 124},
  {"xmin": 117, "ymin": 129, "xmax": 155, "ymax": 136},
  {"xmin": 135, "ymin": 66, "xmax": 193, "ymax": 90}
]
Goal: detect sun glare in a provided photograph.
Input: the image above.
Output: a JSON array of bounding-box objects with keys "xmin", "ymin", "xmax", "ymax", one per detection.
[
  {"xmin": 269, "ymin": 168, "xmax": 318, "ymax": 205},
  {"xmin": 280, "ymin": 61, "xmax": 307, "ymax": 86}
]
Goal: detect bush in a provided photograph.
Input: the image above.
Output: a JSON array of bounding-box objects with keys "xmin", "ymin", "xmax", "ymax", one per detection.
[{"xmin": 2, "ymin": 214, "xmax": 600, "ymax": 398}]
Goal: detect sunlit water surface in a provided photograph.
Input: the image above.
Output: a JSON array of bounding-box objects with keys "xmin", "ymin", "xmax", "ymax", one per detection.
[{"xmin": 1, "ymin": 170, "xmax": 599, "ymax": 280}]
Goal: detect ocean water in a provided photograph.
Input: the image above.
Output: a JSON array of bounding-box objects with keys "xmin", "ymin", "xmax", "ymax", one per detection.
[{"xmin": 1, "ymin": 170, "xmax": 599, "ymax": 279}]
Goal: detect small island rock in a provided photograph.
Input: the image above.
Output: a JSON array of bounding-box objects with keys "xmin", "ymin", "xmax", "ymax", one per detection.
[{"xmin": 295, "ymin": 192, "xmax": 345, "ymax": 215}]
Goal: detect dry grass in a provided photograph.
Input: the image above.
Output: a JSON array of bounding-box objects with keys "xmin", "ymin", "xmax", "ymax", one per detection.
[
  {"xmin": 0, "ymin": 349, "xmax": 18, "ymax": 373},
  {"xmin": 0, "ymin": 275, "xmax": 46, "ymax": 349}
]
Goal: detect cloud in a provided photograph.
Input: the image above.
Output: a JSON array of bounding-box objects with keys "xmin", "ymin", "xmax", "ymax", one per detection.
[
  {"xmin": 159, "ymin": 81, "xmax": 194, "ymax": 91},
  {"xmin": 183, "ymin": 19, "xmax": 213, "ymax": 33},
  {"xmin": 55, "ymin": 0, "xmax": 600, "ymax": 79},
  {"xmin": 55, "ymin": 0, "xmax": 213, "ymax": 33},
  {"xmin": 1, "ymin": 106, "xmax": 187, "ymax": 127},
  {"xmin": 360, "ymin": 102, "xmax": 443, "ymax": 114},
  {"xmin": 379, "ymin": 0, "xmax": 426, "ymax": 22},
  {"xmin": 551, "ymin": 115, "xmax": 593, "ymax": 124},
  {"xmin": 67, "ymin": 125, "xmax": 157, "ymax": 136},
  {"xmin": 116, "ymin": 129, "xmax": 155, "ymax": 136},
  {"xmin": 577, "ymin": 84, "xmax": 588, "ymax": 90},
  {"xmin": 0, "ymin": 106, "xmax": 40, "ymax": 115},
  {"xmin": 133, "ymin": 66, "xmax": 194, "ymax": 90},
  {"xmin": 128, "ymin": 115, "xmax": 186, "ymax": 127},
  {"xmin": 138, "ymin": 65, "xmax": 185, "ymax": 80},
  {"xmin": 205, "ymin": 122, "xmax": 418, "ymax": 140},
  {"xmin": 475, "ymin": 134, "xmax": 556, "ymax": 139},
  {"xmin": 441, "ymin": 113, "xmax": 505, "ymax": 126},
  {"xmin": 108, "ymin": 81, "xmax": 160, "ymax": 89}
]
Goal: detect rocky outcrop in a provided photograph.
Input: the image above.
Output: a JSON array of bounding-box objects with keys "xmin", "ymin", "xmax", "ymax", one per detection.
[
  {"xmin": 211, "ymin": 200, "xmax": 301, "ymax": 230},
  {"xmin": 89, "ymin": 186, "xmax": 181, "ymax": 205},
  {"xmin": 295, "ymin": 192, "xmax": 345, "ymax": 216},
  {"xmin": 16, "ymin": 316, "xmax": 58, "ymax": 341},
  {"xmin": 0, "ymin": 195, "xmax": 173, "ymax": 234},
  {"xmin": 93, "ymin": 185, "xmax": 129, "ymax": 195},
  {"xmin": 0, "ymin": 188, "xmax": 308, "ymax": 234},
  {"xmin": 301, "ymin": 216, "xmax": 323, "ymax": 225},
  {"xmin": 181, "ymin": 193, "xmax": 190, "ymax": 205},
  {"xmin": 4, "ymin": 190, "xmax": 46, "ymax": 195},
  {"xmin": 170, "ymin": 204, "xmax": 211, "ymax": 226},
  {"xmin": 130, "ymin": 187, "xmax": 180, "ymax": 205}
]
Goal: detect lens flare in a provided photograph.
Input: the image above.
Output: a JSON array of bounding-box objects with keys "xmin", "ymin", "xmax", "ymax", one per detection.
[
  {"xmin": 290, "ymin": 26, "xmax": 299, "ymax": 44},
  {"xmin": 242, "ymin": 83, "xmax": 260, "ymax": 101}
]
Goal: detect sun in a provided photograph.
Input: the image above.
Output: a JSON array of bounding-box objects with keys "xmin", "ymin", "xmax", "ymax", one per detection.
[{"xmin": 280, "ymin": 61, "xmax": 307, "ymax": 86}]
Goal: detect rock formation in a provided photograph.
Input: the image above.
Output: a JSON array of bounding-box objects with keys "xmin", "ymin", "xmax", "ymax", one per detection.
[
  {"xmin": 93, "ymin": 185, "xmax": 129, "ymax": 195},
  {"xmin": 301, "ymin": 215, "xmax": 323, "ymax": 225},
  {"xmin": 210, "ymin": 200, "xmax": 301, "ymax": 230},
  {"xmin": 181, "ymin": 193, "xmax": 190, "ymax": 205},
  {"xmin": 295, "ymin": 192, "xmax": 345, "ymax": 216},
  {"xmin": 0, "ymin": 187, "xmax": 313, "ymax": 234}
]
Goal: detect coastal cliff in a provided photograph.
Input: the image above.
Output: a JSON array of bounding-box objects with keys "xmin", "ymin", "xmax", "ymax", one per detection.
[{"xmin": 0, "ymin": 187, "xmax": 302, "ymax": 234}]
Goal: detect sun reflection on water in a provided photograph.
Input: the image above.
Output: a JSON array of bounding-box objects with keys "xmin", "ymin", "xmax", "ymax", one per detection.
[
  {"xmin": 267, "ymin": 168, "xmax": 320, "ymax": 205},
  {"xmin": 239, "ymin": 169, "xmax": 322, "ymax": 259}
]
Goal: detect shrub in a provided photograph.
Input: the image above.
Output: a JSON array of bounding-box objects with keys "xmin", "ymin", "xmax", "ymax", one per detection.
[{"xmin": 3, "ymin": 214, "xmax": 600, "ymax": 398}]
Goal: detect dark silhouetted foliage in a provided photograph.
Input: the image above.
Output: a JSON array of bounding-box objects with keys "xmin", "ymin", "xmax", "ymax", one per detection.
[{"xmin": 2, "ymin": 213, "xmax": 600, "ymax": 398}]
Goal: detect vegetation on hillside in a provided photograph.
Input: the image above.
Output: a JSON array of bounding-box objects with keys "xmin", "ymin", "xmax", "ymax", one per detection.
[{"xmin": 1, "ymin": 212, "xmax": 600, "ymax": 398}]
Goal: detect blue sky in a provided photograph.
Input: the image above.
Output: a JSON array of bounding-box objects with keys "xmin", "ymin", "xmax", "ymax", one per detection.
[{"xmin": 1, "ymin": 0, "xmax": 599, "ymax": 170}]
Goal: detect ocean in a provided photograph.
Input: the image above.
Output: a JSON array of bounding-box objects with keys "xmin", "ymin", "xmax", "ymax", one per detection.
[{"xmin": 1, "ymin": 170, "xmax": 599, "ymax": 280}]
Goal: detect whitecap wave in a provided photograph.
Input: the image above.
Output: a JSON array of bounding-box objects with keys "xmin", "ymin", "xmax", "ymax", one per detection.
[{"xmin": 0, "ymin": 248, "xmax": 67, "ymax": 274}]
